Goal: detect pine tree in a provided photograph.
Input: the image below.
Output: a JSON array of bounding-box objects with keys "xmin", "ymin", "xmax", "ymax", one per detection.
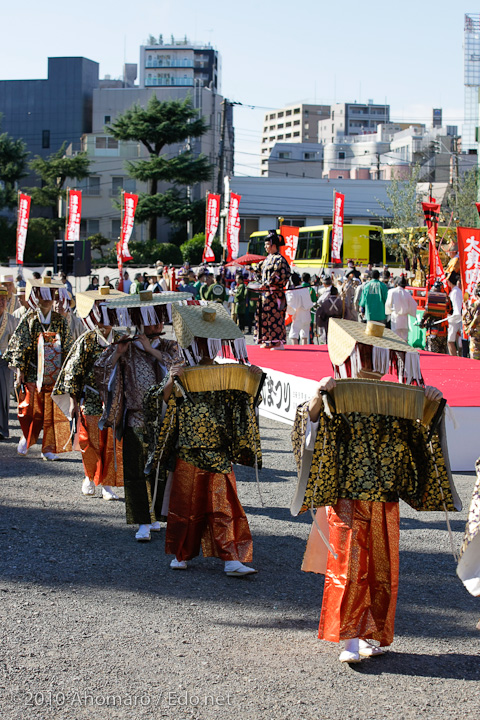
[
  {"xmin": 0, "ymin": 125, "xmax": 29, "ymax": 210},
  {"xmin": 28, "ymin": 143, "xmax": 91, "ymax": 217},
  {"xmin": 108, "ymin": 95, "xmax": 212, "ymax": 240}
]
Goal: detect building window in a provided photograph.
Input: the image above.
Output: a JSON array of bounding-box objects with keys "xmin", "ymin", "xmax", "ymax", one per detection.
[
  {"xmin": 278, "ymin": 123, "xmax": 284, "ymax": 129},
  {"xmin": 294, "ymin": 107, "xmax": 300, "ymax": 114},
  {"xmin": 269, "ymin": 113, "xmax": 275, "ymax": 120},
  {"xmin": 277, "ymin": 134, "xmax": 284, "ymax": 139},
  {"xmin": 286, "ymin": 122, "xmax": 291, "ymax": 127},
  {"xmin": 269, "ymin": 125, "xmax": 275, "ymax": 130},
  {"xmin": 42, "ymin": 130, "xmax": 50, "ymax": 149},
  {"xmin": 286, "ymin": 133, "xmax": 292, "ymax": 139},
  {"xmin": 286, "ymin": 110, "xmax": 292, "ymax": 116},
  {"xmin": 294, "ymin": 120, "xmax": 300, "ymax": 126},
  {"xmin": 303, "ymin": 152, "xmax": 316, "ymax": 160},
  {"xmin": 304, "ymin": 123, "xmax": 309, "ymax": 129},
  {"xmin": 339, "ymin": 151, "xmax": 345, "ymax": 159},
  {"xmin": 111, "ymin": 219, "xmax": 121, "ymax": 239},
  {"xmin": 278, "ymin": 152, "xmax": 291, "ymax": 159},
  {"xmin": 77, "ymin": 176, "xmax": 100, "ymax": 196},
  {"xmin": 278, "ymin": 111, "xmax": 284, "ymax": 118},
  {"xmin": 332, "ymin": 111, "xmax": 335, "ymax": 120},
  {"xmin": 104, "ymin": 115, "xmax": 111, "ymax": 124},
  {"xmin": 95, "ymin": 136, "xmax": 118, "ymax": 150},
  {"xmin": 293, "ymin": 131, "xmax": 300, "ymax": 137}
]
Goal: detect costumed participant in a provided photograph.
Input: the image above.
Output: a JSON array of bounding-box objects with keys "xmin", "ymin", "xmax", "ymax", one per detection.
[
  {"xmin": 52, "ymin": 287, "xmax": 127, "ymax": 499},
  {"xmin": 0, "ymin": 285, "xmax": 19, "ymax": 439},
  {"xmin": 54, "ymin": 293, "xmax": 85, "ymax": 341},
  {"xmin": 285, "ymin": 273, "xmax": 314, "ymax": 346},
  {"xmin": 93, "ymin": 290, "xmax": 190, "ymax": 541},
  {"xmin": 143, "ymin": 302, "xmax": 263, "ymax": 576},
  {"xmin": 13, "ymin": 287, "xmax": 29, "ymax": 321},
  {"xmin": 290, "ymin": 318, "xmax": 460, "ymax": 663},
  {"xmin": 445, "ymin": 242, "xmax": 460, "ymax": 277},
  {"xmin": 4, "ymin": 277, "xmax": 73, "ymax": 460},
  {"xmin": 340, "ymin": 269, "xmax": 358, "ymax": 322},
  {"xmin": 385, "ymin": 276, "xmax": 418, "ymax": 342},
  {"xmin": 420, "ymin": 280, "xmax": 452, "ymax": 354},
  {"xmin": 446, "ymin": 272, "xmax": 463, "ymax": 356},
  {"xmin": 359, "ymin": 269, "xmax": 388, "ymax": 323},
  {"xmin": 255, "ymin": 229, "xmax": 291, "ymax": 350},
  {"xmin": 462, "ymin": 282, "xmax": 480, "ymax": 360},
  {"xmin": 0, "ymin": 274, "xmax": 18, "ymax": 314},
  {"xmin": 315, "ymin": 280, "xmax": 342, "ymax": 344},
  {"xmin": 457, "ymin": 457, "xmax": 480, "ymax": 628}
]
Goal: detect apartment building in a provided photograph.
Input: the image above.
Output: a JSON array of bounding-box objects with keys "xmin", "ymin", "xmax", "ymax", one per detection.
[{"xmin": 260, "ymin": 103, "xmax": 330, "ymax": 175}]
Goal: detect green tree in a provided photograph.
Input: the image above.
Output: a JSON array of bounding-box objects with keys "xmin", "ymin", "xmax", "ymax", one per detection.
[
  {"xmin": 108, "ymin": 96, "xmax": 212, "ymax": 240},
  {"xmin": 0, "ymin": 125, "xmax": 29, "ymax": 210},
  {"xmin": 376, "ymin": 165, "xmax": 427, "ymax": 264},
  {"xmin": 180, "ymin": 233, "xmax": 222, "ymax": 265},
  {"xmin": 442, "ymin": 167, "xmax": 479, "ymax": 228},
  {"xmin": 88, "ymin": 233, "xmax": 111, "ymax": 263},
  {"xmin": 0, "ymin": 217, "xmax": 59, "ymax": 264},
  {"xmin": 28, "ymin": 143, "xmax": 90, "ymax": 217},
  {"xmin": 106, "ymin": 238, "xmax": 183, "ymax": 266}
]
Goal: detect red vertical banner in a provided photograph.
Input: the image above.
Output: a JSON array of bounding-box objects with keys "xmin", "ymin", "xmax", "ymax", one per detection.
[
  {"xmin": 116, "ymin": 243, "xmax": 124, "ymax": 291},
  {"xmin": 120, "ymin": 192, "xmax": 138, "ymax": 261},
  {"xmin": 280, "ymin": 225, "xmax": 300, "ymax": 265},
  {"xmin": 475, "ymin": 202, "xmax": 480, "ymax": 217},
  {"xmin": 16, "ymin": 193, "xmax": 31, "ymax": 265},
  {"xmin": 225, "ymin": 192, "xmax": 241, "ymax": 262},
  {"xmin": 65, "ymin": 189, "xmax": 82, "ymax": 242},
  {"xmin": 457, "ymin": 227, "xmax": 480, "ymax": 299},
  {"xmin": 428, "ymin": 242, "xmax": 448, "ymax": 292},
  {"xmin": 203, "ymin": 193, "xmax": 220, "ymax": 262},
  {"xmin": 331, "ymin": 192, "xmax": 345, "ymax": 263},
  {"xmin": 422, "ymin": 200, "xmax": 441, "ymax": 290}
]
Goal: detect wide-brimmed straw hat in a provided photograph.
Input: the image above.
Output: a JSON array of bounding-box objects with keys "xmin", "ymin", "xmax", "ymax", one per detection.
[
  {"xmin": 172, "ymin": 302, "xmax": 248, "ymax": 364},
  {"xmin": 25, "ymin": 276, "xmax": 70, "ymax": 309},
  {"xmin": 328, "ymin": 318, "xmax": 422, "ymax": 384},
  {"xmin": 75, "ymin": 287, "xmax": 127, "ymax": 319},
  {"xmin": 101, "ymin": 290, "xmax": 193, "ymax": 328},
  {"xmin": 0, "ymin": 285, "xmax": 8, "ymax": 296}
]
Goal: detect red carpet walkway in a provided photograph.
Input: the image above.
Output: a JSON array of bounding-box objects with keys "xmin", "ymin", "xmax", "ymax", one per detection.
[{"xmin": 247, "ymin": 345, "xmax": 479, "ymax": 408}]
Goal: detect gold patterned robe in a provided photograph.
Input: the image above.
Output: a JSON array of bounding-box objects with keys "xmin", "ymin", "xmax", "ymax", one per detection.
[{"xmin": 144, "ymin": 366, "xmax": 262, "ymax": 561}]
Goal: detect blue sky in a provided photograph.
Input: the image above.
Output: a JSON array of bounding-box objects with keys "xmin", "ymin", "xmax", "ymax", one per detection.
[{"xmin": 0, "ymin": 0, "xmax": 470, "ymax": 175}]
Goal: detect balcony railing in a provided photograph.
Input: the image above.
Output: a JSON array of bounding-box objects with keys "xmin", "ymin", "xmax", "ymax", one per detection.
[
  {"xmin": 145, "ymin": 77, "xmax": 194, "ymax": 87},
  {"xmin": 145, "ymin": 60, "xmax": 193, "ymax": 68}
]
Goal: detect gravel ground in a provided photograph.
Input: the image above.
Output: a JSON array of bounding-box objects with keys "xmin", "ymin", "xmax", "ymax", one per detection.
[{"xmin": 0, "ymin": 376, "xmax": 479, "ymax": 719}]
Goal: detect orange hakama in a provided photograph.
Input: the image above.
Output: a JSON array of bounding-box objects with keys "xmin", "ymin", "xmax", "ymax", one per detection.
[
  {"xmin": 165, "ymin": 457, "xmax": 253, "ymax": 562},
  {"xmin": 318, "ymin": 499, "xmax": 399, "ymax": 647}
]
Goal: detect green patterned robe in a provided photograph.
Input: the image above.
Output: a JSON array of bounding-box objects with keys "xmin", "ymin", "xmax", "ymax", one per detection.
[{"xmin": 4, "ymin": 309, "xmax": 72, "ymax": 381}]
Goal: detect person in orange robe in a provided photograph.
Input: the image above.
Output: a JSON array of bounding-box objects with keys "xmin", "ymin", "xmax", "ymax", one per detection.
[{"xmin": 4, "ymin": 278, "xmax": 72, "ymax": 460}]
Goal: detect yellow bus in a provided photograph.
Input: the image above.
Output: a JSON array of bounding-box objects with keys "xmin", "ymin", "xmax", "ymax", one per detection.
[{"xmin": 248, "ymin": 224, "xmax": 392, "ymax": 268}]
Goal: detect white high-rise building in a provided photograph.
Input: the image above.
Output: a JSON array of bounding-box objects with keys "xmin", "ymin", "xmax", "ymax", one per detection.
[{"xmin": 463, "ymin": 13, "xmax": 480, "ymax": 153}]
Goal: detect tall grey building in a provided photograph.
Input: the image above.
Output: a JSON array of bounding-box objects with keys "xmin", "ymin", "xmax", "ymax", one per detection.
[
  {"xmin": 261, "ymin": 103, "xmax": 330, "ymax": 175},
  {"xmin": 0, "ymin": 57, "xmax": 99, "ymax": 165},
  {"xmin": 463, "ymin": 13, "xmax": 480, "ymax": 153},
  {"xmin": 318, "ymin": 101, "xmax": 390, "ymax": 144}
]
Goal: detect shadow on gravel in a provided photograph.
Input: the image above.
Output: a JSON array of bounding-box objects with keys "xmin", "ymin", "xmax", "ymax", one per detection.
[
  {"xmin": 349, "ymin": 652, "xmax": 480, "ymax": 681},
  {"xmin": 0, "ymin": 500, "xmax": 477, "ymax": 641}
]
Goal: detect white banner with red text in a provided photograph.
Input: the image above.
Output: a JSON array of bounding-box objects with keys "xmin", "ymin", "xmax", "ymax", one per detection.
[
  {"xmin": 457, "ymin": 227, "xmax": 480, "ymax": 299},
  {"xmin": 280, "ymin": 225, "xmax": 300, "ymax": 265},
  {"xmin": 16, "ymin": 193, "xmax": 31, "ymax": 265},
  {"xmin": 331, "ymin": 192, "xmax": 344, "ymax": 263},
  {"xmin": 226, "ymin": 193, "xmax": 241, "ymax": 262},
  {"xmin": 120, "ymin": 193, "xmax": 138, "ymax": 261},
  {"xmin": 65, "ymin": 189, "xmax": 82, "ymax": 242},
  {"xmin": 203, "ymin": 193, "xmax": 220, "ymax": 262}
]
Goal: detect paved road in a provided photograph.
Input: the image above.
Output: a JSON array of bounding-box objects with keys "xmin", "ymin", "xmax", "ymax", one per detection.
[{"xmin": 0, "ymin": 406, "xmax": 478, "ymax": 720}]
